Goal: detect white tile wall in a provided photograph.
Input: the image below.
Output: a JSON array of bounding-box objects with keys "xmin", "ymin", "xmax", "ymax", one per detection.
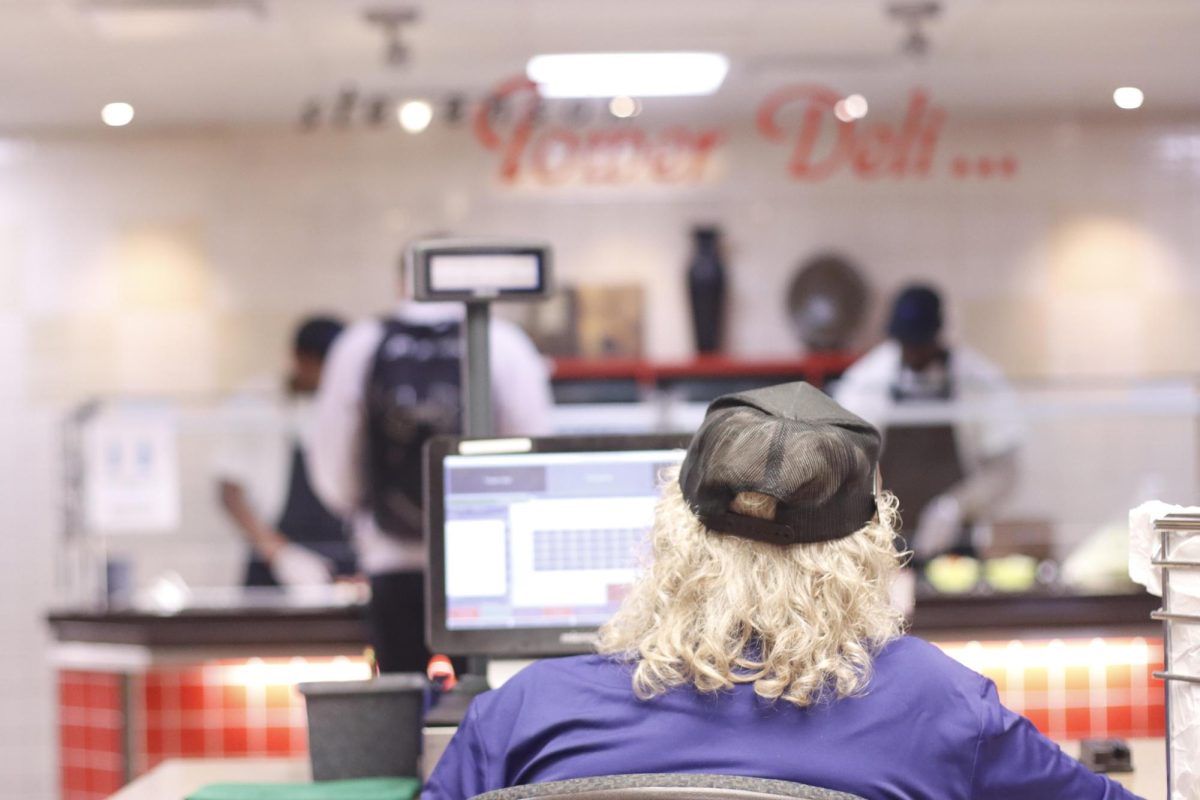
[
  {"xmin": 0, "ymin": 410, "xmax": 57, "ymax": 800},
  {"xmin": 2, "ymin": 111, "xmax": 1200, "ymax": 794}
]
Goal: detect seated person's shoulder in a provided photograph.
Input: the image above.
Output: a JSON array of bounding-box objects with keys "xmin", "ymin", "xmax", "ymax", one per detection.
[
  {"xmin": 474, "ymin": 655, "xmax": 629, "ymax": 712},
  {"xmin": 500, "ymin": 654, "xmax": 627, "ymax": 689},
  {"xmin": 874, "ymin": 636, "xmax": 993, "ymax": 705}
]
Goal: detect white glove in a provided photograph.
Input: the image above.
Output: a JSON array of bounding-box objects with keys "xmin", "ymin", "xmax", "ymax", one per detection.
[
  {"xmin": 914, "ymin": 494, "xmax": 963, "ymax": 560},
  {"xmin": 271, "ymin": 544, "xmax": 334, "ymax": 587}
]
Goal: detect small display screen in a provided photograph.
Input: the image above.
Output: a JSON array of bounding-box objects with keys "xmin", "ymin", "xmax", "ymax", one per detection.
[
  {"xmin": 440, "ymin": 448, "xmax": 684, "ymax": 630},
  {"xmin": 427, "ymin": 252, "xmax": 543, "ymax": 294}
]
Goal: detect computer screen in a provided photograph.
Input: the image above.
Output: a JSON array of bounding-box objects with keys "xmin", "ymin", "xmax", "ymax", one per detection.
[{"xmin": 425, "ymin": 435, "xmax": 690, "ymax": 656}]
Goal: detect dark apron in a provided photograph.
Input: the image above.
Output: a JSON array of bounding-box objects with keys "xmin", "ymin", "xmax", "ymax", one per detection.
[
  {"xmin": 244, "ymin": 444, "xmax": 358, "ymax": 587},
  {"xmin": 881, "ymin": 352, "xmax": 973, "ymax": 560}
]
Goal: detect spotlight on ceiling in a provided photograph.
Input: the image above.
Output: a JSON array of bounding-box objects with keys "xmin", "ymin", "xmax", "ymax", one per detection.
[
  {"xmin": 101, "ymin": 102, "xmax": 135, "ymax": 127},
  {"xmin": 1113, "ymin": 87, "xmax": 1144, "ymax": 110},
  {"xmin": 397, "ymin": 99, "xmax": 433, "ymax": 133},
  {"xmin": 608, "ymin": 96, "xmax": 642, "ymax": 119},
  {"xmin": 834, "ymin": 94, "xmax": 869, "ymax": 123}
]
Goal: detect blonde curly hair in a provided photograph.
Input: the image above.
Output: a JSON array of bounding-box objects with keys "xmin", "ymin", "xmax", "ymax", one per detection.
[{"xmin": 597, "ymin": 469, "xmax": 905, "ymax": 707}]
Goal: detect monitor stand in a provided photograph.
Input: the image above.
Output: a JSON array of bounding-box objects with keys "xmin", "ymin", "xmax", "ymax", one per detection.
[
  {"xmin": 424, "ymin": 658, "xmax": 536, "ymax": 726},
  {"xmin": 424, "ymin": 674, "xmax": 486, "ymax": 726}
]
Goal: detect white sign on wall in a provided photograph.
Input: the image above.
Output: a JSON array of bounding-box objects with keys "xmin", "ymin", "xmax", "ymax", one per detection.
[{"xmin": 84, "ymin": 404, "xmax": 181, "ymax": 533}]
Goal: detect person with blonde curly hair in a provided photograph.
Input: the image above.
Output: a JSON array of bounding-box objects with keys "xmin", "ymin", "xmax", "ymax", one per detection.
[{"xmin": 425, "ymin": 383, "xmax": 1139, "ymax": 800}]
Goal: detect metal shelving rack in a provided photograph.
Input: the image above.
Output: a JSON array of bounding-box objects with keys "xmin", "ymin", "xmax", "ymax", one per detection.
[{"xmin": 1150, "ymin": 511, "xmax": 1200, "ymax": 799}]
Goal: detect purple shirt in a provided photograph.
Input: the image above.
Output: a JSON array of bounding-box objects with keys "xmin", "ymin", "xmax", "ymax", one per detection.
[{"xmin": 424, "ymin": 636, "xmax": 1141, "ymax": 800}]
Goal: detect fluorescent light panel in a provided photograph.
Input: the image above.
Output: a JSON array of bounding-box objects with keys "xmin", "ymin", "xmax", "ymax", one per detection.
[
  {"xmin": 526, "ymin": 52, "xmax": 729, "ymax": 98},
  {"xmin": 81, "ymin": 0, "xmax": 264, "ymax": 40}
]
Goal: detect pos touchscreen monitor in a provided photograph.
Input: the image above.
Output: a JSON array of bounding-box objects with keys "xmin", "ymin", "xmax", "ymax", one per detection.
[{"xmin": 425, "ymin": 435, "xmax": 690, "ymax": 657}]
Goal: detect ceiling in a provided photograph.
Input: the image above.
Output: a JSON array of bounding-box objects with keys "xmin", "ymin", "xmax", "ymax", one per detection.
[{"xmin": 0, "ymin": 0, "xmax": 1198, "ymax": 133}]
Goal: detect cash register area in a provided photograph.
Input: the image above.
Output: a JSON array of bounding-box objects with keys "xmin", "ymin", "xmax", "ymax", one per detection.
[{"xmin": 47, "ymin": 396, "xmax": 1182, "ymax": 800}]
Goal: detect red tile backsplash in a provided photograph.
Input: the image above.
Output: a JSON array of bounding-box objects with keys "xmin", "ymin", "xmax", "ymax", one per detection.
[
  {"xmin": 222, "ymin": 725, "xmax": 249, "ymax": 756},
  {"xmin": 58, "ymin": 670, "xmax": 124, "ymax": 800},
  {"xmin": 180, "ymin": 682, "xmax": 207, "ymax": 713},
  {"xmin": 265, "ymin": 726, "xmax": 293, "ymax": 756},
  {"xmin": 936, "ymin": 637, "xmax": 1167, "ymax": 742}
]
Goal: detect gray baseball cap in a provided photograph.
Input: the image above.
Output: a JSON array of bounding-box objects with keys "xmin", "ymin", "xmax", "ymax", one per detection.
[{"xmin": 679, "ymin": 382, "xmax": 881, "ymax": 545}]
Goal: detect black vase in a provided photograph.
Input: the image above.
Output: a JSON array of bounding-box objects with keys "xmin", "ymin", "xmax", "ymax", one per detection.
[{"xmin": 686, "ymin": 226, "xmax": 726, "ymax": 354}]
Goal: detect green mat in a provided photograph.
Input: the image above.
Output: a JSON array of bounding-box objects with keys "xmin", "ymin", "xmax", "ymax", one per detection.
[{"xmin": 187, "ymin": 777, "xmax": 422, "ymax": 800}]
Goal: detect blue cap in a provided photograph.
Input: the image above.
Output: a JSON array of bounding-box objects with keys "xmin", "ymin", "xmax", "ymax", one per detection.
[{"xmin": 887, "ymin": 285, "xmax": 942, "ymax": 343}]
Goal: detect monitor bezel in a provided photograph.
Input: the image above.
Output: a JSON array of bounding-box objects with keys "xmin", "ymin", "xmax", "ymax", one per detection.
[{"xmin": 423, "ymin": 434, "xmax": 692, "ymax": 657}]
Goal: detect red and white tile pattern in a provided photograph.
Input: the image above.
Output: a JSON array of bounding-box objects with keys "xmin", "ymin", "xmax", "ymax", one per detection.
[
  {"xmin": 59, "ymin": 656, "xmax": 370, "ymax": 800},
  {"xmin": 937, "ymin": 637, "xmax": 1166, "ymax": 741},
  {"xmin": 58, "ymin": 671, "xmax": 124, "ymax": 800}
]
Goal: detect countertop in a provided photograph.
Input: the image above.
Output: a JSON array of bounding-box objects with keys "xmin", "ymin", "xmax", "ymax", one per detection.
[
  {"xmin": 51, "ymin": 590, "xmax": 1160, "ymax": 649},
  {"xmin": 109, "ymin": 759, "xmax": 310, "ymax": 800},
  {"xmin": 47, "ymin": 603, "xmax": 370, "ymax": 648},
  {"xmin": 907, "ymin": 589, "xmax": 1160, "ymax": 638},
  {"xmin": 108, "ymin": 739, "xmax": 1166, "ymax": 800}
]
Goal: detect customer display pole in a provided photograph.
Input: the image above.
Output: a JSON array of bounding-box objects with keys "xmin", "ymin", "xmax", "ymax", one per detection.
[
  {"xmin": 463, "ymin": 302, "xmax": 492, "ymax": 438},
  {"xmin": 408, "ymin": 238, "xmax": 552, "ymax": 699},
  {"xmin": 461, "ymin": 301, "xmax": 493, "ymax": 688}
]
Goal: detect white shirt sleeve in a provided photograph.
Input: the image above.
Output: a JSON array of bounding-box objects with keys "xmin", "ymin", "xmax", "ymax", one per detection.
[
  {"xmin": 211, "ymin": 427, "xmax": 252, "ymax": 487},
  {"xmin": 488, "ymin": 318, "xmax": 554, "ymax": 436},
  {"xmin": 309, "ymin": 320, "xmax": 384, "ymax": 517},
  {"xmin": 210, "ymin": 394, "xmax": 292, "ymax": 522},
  {"xmin": 953, "ymin": 346, "xmax": 1024, "ymax": 461},
  {"xmin": 832, "ymin": 341, "xmax": 900, "ymax": 430}
]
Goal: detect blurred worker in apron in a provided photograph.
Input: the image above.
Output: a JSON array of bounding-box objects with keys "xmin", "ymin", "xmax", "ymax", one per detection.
[
  {"xmin": 216, "ymin": 316, "xmax": 358, "ymax": 587},
  {"xmin": 834, "ymin": 284, "xmax": 1022, "ymax": 562}
]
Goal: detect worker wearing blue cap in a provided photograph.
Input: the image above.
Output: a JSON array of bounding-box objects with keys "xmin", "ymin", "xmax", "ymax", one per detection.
[{"xmin": 834, "ymin": 283, "xmax": 1022, "ymax": 562}]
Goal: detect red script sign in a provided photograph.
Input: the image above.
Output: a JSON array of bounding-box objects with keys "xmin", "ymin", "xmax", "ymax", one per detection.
[
  {"xmin": 757, "ymin": 85, "xmax": 945, "ymax": 180},
  {"xmin": 473, "ymin": 77, "xmax": 724, "ymax": 187}
]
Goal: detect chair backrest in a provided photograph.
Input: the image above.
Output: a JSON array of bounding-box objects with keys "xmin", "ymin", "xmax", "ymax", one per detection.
[{"xmin": 469, "ymin": 773, "xmax": 867, "ymax": 800}]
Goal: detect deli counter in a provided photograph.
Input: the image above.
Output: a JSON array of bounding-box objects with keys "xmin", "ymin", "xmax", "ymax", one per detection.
[
  {"xmin": 47, "ymin": 377, "xmax": 1195, "ymax": 798},
  {"xmin": 47, "ymin": 587, "xmax": 1165, "ymax": 799}
]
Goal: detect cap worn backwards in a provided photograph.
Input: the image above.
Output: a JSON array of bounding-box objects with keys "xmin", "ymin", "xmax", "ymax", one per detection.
[{"xmin": 679, "ymin": 381, "xmax": 881, "ymax": 545}]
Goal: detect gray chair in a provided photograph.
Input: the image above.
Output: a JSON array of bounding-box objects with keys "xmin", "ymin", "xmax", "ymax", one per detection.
[{"xmin": 470, "ymin": 774, "xmax": 867, "ymax": 800}]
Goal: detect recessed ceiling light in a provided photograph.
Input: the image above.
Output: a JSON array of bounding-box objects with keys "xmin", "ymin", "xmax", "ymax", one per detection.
[
  {"xmin": 101, "ymin": 102, "xmax": 135, "ymax": 127},
  {"xmin": 397, "ymin": 100, "xmax": 433, "ymax": 133},
  {"xmin": 834, "ymin": 94, "xmax": 868, "ymax": 123},
  {"xmin": 842, "ymin": 94, "xmax": 868, "ymax": 120},
  {"xmin": 1113, "ymin": 87, "xmax": 1144, "ymax": 110},
  {"xmin": 527, "ymin": 53, "xmax": 729, "ymax": 98},
  {"xmin": 608, "ymin": 96, "xmax": 641, "ymax": 119}
]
